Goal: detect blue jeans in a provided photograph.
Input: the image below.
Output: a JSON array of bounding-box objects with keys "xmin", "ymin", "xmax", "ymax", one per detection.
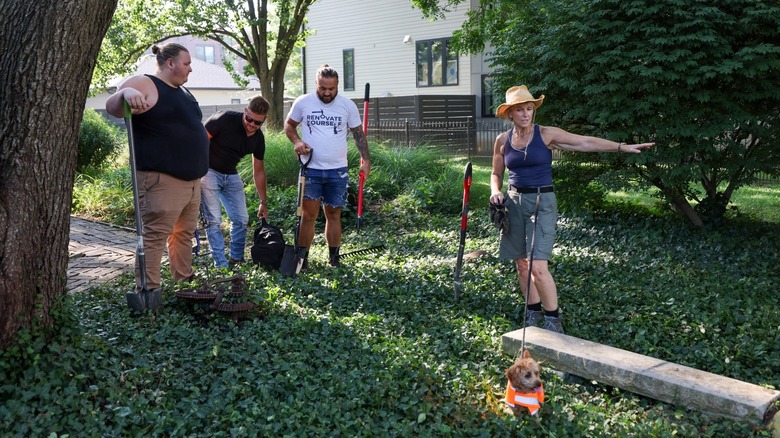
[{"xmin": 200, "ymin": 169, "xmax": 249, "ymax": 267}]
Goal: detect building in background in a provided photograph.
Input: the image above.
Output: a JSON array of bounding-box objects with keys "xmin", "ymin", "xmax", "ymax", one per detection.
[
  {"xmin": 87, "ymin": 36, "xmax": 259, "ymax": 110},
  {"xmin": 302, "ymin": 0, "xmax": 497, "ymax": 119}
]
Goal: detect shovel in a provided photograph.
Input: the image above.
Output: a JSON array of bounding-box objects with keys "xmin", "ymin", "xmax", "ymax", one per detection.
[
  {"xmin": 280, "ymin": 151, "xmax": 313, "ymax": 277},
  {"xmin": 123, "ymin": 100, "xmax": 162, "ymax": 312},
  {"xmin": 453, "ymin": 162, "xmax": 472, "ymax": 301}
]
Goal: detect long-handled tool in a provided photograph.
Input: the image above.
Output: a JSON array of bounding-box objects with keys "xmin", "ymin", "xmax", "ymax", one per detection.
[
  {"xmin": 123, "ymin": 100, "xmax": 162, "ymax": 312},
  {"xmin": 453, "ymin": 162, "xmax": 473, "ymax": 301},
  {"xmin": 280, "ymin": 151, "xmax": 313, "ymax": 277},
  {"xmin": 357, "ymin": 82, "xmax": 370, "ymax": 232},
  {"xmin": 520, "ymin": 191, "xmax": 543, "ymax": 356}
]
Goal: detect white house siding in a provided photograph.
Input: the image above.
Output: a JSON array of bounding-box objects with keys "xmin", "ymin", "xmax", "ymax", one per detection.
[
  {"xmin": 303, "ymin": 0, "xmax": 489, "ymax": 102},
  {"xmin": 85, "ymin": 55, "xmax": 259, "ymax": 110}
]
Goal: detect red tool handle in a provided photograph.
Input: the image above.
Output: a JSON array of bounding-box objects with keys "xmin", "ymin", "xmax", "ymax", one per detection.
[
  {"xmin": 357, "ymin": 172, "xmax": 365, "ymax": 218},
  {"xmin": 460, "ymin": 162, "xmax": 473, "ymax": 231}
]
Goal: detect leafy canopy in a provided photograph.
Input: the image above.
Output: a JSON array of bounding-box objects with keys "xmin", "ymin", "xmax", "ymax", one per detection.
[
  {"xmin": 94, "ymin": 0, "xmax": 316, "ymax": 129},
  {"xmin": 416, "ymin": 0, "xmax": 780, "ymax": 226}
]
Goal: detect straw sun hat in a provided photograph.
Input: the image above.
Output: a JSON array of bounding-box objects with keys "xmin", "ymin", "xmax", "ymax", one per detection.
[{"xmin": 495, "ymin": 85, "xmax": 545, "ymax": 119}]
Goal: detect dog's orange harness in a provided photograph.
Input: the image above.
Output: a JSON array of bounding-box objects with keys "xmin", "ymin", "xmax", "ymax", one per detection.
[{"xmin": 505, "ymin": 381, "xmax": 544, "ymax": 415}]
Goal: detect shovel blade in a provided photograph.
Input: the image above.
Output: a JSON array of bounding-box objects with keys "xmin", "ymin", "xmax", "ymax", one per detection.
[
  {"xmin": 454, "ymin": 278, "xmax": 463, "ymax": 301},
  {"xmin": 145, "ymin": 288, "xmax": 163, "ymax": 312},
  {"xmin": 126, "ymin": 290, "xmax": 146, "ymax": 311},
  {"xmin": 280, "ymin": 245, "xmax": 307, "ymax": 277}
]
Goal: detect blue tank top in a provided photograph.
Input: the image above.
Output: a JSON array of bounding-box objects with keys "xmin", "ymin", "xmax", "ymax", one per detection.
[
  {"xmin": 132, "ymin": 75, "xmax": 209, "ymax": 181},
  {"xmin": 504, "ymin": 124, "xmax": 553, "ymax": 187}
]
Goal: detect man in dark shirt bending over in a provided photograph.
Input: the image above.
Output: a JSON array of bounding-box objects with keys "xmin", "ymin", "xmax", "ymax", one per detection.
[{"xmin": 201, "ymin": 95, "xmax": 270, "ymax": 268}]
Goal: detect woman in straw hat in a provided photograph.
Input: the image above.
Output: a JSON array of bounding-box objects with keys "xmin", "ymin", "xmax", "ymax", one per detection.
[{"xmin": 489, "ymin": 85, "xmax": 653, "ymax": 334}]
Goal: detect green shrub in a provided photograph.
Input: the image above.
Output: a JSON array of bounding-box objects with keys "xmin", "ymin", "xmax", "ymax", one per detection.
[
  {"xmin": 553, "ymin": 159, "xmax": 609, "ymax": 213},
  {"xmin": 238, "ymin": 139, "xmax": 481, "ymax": 217},
  {"xmin": 244, "ymin": 131, "xmax": 301, "ymax": 187},
  {"xmin": 72, "ymin": 168, "xmax": 133, "ymax": 226},
  {"xmin": 77, "ymin": 109, "xmax": 124, "ymax": 175}
]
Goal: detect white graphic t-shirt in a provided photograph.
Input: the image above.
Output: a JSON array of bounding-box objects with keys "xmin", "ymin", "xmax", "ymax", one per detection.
[{"xmin": 287, "ymin": 93, "xmax": 362, "ymax": 170}]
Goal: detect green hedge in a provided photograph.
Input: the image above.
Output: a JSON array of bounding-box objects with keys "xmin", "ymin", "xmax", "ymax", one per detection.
[{"xmin": 77, "ymin": 109, "xmax": 124, "ymax": 176}]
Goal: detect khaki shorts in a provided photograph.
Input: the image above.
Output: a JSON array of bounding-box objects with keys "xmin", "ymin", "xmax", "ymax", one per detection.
[{"xmin": 498, "ymin": 190, "xmax": 557, "ymax": 261}]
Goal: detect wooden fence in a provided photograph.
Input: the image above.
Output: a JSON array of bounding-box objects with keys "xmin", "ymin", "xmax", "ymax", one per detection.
[
  {"xmin": 367, "ymin": 117, "xmax": 511, "ymax": 158},
  {"xmin": 351, "ymin": 95, "xmax": 476, "ymax": 123}
]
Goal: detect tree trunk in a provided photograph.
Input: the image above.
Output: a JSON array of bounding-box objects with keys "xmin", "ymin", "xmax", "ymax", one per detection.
[
  {"xmin": 0, "ymin": 0, "xmax": 117, "ymax": 348},
  {"xmin": 669, "ymin": 195, "xmax": 704, "ymax": 228},
  {"xmin": 262, "ymin": 79, "xmax": 286, "ymax": 131},
  {"xmin": 263, "ymin": 61, "xmax": 292, "ymax": 131}
]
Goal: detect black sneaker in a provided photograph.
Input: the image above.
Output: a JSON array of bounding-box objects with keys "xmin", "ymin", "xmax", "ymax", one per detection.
[
  {"xmin": 524, "ymin": 310, "xmax": 545, "ymax": 327},
  {"xmin": 328, "ymin": 253, "xmax": 340, "ymax": 268},
  {"xmin": 542, "ymin": 316, "xmax": 564, "ymax": 334}
]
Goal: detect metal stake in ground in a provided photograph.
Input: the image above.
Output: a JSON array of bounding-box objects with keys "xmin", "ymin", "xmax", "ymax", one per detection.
[
  {"xmin": 520, "ymin": 191, "xmax": 542, "ymax": 357},
  {"xmin": 123, "ymin": 100, "xmax": 162, "ymax": 312},
  {"xmin": 357, "ymin": 82, "xmax": 370, "ymax": 232},
  {"xmin": 453, "ymin": 162, "xmax": 473, "ymax": 300}
]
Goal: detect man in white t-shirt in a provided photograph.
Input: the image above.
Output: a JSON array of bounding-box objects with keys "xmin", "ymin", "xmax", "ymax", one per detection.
[{"xmin": 284, "ymin": 64, "xmax": 371, "ymax": 267}]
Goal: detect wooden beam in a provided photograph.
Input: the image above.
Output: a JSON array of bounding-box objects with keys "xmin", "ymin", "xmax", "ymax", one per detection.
[{"xmin": 502, "ymin": 327, "xmax": 780, "ymax": 425}]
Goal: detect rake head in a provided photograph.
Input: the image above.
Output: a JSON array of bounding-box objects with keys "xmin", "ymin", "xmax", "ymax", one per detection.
[{"xmin": 339, "ymin": 244, "xmax": 386, "ymax": 260}]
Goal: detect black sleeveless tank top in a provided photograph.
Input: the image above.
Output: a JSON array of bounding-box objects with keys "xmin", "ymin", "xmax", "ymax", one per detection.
[
  {"xmin": 503, "ymin": 125, "xmax": 553, "ymax": 187},
  {"xmin": 132, "ymin": 75, "xmax": 209, "ymax": 181}
]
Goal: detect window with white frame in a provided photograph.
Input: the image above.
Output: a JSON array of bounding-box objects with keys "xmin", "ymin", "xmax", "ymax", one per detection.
[
  {"xmin": 416, "ymin": 38, "xmax": 458, "ymax": 87},
  {"xmin": 481, "ymin": 75, "xmax": 496, "ymax": 117},
  {"xmin": 343, "ymin": 49, "xmax": 355, "ymax": 91},
  {"xmin": 196, "ymin": 45, "xmax": 215, "ymax": 64}
]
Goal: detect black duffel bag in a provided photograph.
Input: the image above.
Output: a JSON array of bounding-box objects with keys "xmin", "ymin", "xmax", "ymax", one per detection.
[{"xmin": 251, "ymin": 219, "xmax": 286, "ymax": 270}]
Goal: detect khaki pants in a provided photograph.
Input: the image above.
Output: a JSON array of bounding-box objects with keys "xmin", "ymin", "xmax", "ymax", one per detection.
[{"xmin": 135, "ymin": 171, "xmax": 201, "ymax": 291}]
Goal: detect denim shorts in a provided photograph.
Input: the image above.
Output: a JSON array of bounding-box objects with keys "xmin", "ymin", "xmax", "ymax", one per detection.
[{"xmin": 303, "ymin": 167, "xmax": 349, "ymax": 208}]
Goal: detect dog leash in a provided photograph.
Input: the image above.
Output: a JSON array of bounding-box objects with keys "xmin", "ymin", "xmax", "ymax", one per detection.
[{"xmin": 519, "ymin": 190, "xmax": 542, "ymax": 359}]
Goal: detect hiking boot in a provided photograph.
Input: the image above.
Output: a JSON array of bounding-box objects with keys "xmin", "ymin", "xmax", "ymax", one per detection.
[
  {"xmin": 228, "ymin": 258, "xmax": 245, "ymax": 266},
  {"xmin": 328, "ymin": 253, "xmax": 340, "ymax": 268},
  {"xmin": 542, "ymin": 316, "xmax": 564, "ymax": 334},
  {"xmin": 524, "ymin": 310, "xmax": 545, "ymax": 327}
]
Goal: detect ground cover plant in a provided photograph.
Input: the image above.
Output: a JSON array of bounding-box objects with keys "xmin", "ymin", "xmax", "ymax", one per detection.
[{"xmin": 23, "ymin": 142, "xmax": 779, "ymax": 436}]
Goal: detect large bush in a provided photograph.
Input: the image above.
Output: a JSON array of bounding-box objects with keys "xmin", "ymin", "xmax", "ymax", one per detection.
[
  {"xmin": 423, "ymin": 0, "xmax": 780, "ymax": 226},
  {"xmin": 77, "ymin": 109, "xmax": 124, "ymax": 175}
]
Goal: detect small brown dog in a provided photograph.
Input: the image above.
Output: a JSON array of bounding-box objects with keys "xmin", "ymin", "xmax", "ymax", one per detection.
[{"xmin": 504, "ymin": 349, "xmax": 544, "ymax": 416}]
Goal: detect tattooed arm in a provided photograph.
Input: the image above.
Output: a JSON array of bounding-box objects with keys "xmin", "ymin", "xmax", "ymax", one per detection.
[{"xmin": 351, "ymin": 126, "xmax": 371, "ymax": 178}]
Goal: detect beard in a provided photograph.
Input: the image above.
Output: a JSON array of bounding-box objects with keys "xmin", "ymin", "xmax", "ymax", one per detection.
[{"xmin": 317, "ymin": 90, "xmax": 336, "ymax": 104}]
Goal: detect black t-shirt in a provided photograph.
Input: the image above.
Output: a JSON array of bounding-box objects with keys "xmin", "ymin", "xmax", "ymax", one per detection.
[{"xmin": 204, "ymin": 111, "xmax": 265, "ymax": 174}]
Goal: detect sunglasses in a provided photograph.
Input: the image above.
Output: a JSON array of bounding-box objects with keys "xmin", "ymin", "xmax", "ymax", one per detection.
[{"xmin": 244, "ymin": 113, "xmax": 265, "ymax": 126}]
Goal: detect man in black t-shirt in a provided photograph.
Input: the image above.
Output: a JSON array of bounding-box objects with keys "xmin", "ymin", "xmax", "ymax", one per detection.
[{"xmin": 201, "ymin": 95, "xmax": 270, "ymax": 268}]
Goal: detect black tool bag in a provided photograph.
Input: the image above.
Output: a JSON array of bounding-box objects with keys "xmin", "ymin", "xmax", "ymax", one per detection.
[{"xmin": 251, "ymin": 219, "xmax": 286, "ymax": 270}]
